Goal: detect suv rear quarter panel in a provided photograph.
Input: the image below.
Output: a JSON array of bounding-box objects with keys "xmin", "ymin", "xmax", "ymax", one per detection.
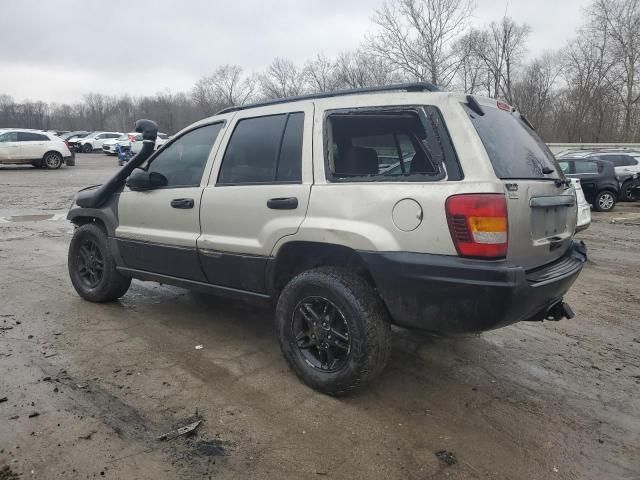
[{"xmin": 275, "ymin": 93, "xmax": 502, "ymax": 255}]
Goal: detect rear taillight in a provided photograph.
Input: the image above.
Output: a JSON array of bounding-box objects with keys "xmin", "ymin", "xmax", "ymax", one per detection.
[
  {"xmin": 128, "ymin": 134, "xmax": 136, "ymax": 142},
  {"xmin": 445, "ymin": 194, "xmax": 508, "ymax": 259},
  {"xmin": 64, "ymin": 140, "xmax": 70, "ymax": 148}
]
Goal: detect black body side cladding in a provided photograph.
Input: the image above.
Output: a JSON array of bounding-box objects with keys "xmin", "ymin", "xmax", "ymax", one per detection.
[
  {"xmin": 199, "ymin": 250, "xmax": 269, "ymax": 293},
  {"xmin": 116, "ymin": 267, "xmax": 271, "ymax": 304},
  {"xmin": 116, "ymin": 238, "xmax": 207, "ymax": 283}
]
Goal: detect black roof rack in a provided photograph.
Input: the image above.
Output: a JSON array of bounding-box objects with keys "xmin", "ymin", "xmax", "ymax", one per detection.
[{"xmin": 216, "ymin": 82, "xmax": 440, "ymax": 115}]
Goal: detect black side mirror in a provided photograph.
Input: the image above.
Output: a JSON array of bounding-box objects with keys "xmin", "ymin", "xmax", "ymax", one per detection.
[{"xmin": 126, "ymin": 168, "xmax": 168, "ymax": 191}]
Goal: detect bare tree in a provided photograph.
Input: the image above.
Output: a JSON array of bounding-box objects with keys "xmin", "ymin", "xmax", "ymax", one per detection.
[
  {"xmin": 588, "ymin": 0, "xmax": 640, "ymax": 141},
  {"xmin": 512, "ymin": 52, "xmax": 561, "ymax": 137},
  {"xmin": 453, "ymin": 30, "xmax": 487, "ymax": 93},
  {"xmin": 470, "ymin": 16, "xmax": 531, "ymax": 103},
  {"xmin": 369, "ymin": 0, "xmax": 474, "ymax": 87},
  {"xmin": 333, "ymin": 50, "xmax": 404, "ymax": 89},
  {"xmin": 192, "ymin": 65, "xmax": 257, "ymax": 116},
  {"xmin": 304, "ymin": 54, "xmax": 338, "ymax": 93},
  {"xmin": 260, "ymin": 58, "xmax": 306, "ymax": 99}
]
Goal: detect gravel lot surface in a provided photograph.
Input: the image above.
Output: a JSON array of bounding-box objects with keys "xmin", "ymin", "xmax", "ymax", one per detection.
[{"xmin": 1, "ymin": 154, "xmax": 639, "ymax": 479}]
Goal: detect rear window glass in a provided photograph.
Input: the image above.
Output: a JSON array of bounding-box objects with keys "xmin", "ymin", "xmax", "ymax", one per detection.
[{"xmin": 464, "ymin": 104, "xmax": 561, "ymax": 179}]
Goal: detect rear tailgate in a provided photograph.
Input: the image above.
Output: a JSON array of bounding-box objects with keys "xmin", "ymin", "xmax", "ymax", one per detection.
[{"xmin": 464, "ymin": 100, "xmax": 577, "ymax": 269}]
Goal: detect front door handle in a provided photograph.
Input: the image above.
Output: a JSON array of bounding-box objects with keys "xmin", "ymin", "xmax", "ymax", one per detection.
[
  {"xmin": 267, "ymin": 197, "xmax": 298, "ymax": 210},
  {"xmin": 171, "ymin": 198, "xmax": 194, "ymax": 209}
]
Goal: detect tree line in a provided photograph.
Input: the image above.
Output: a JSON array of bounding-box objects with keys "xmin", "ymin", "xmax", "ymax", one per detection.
[{"xmin": 2, "ymin": 0, "xmax": 640, "ymax": 143}]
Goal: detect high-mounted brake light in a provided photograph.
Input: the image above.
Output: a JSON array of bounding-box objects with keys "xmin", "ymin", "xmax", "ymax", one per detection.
[
  {"xmin": 445, "ymin": 194, "xmax": 508, "ymax": 259},
  {"xmin": 496, "ymin": 100, "xmax": 512, "ymax": 112}
]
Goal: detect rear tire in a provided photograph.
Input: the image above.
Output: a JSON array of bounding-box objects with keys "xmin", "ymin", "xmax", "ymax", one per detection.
[
  {"xmin": 43, "ymin": 151, "xmax": 62, "ymax": 169},
  {"xmin": 620, "ymin": 180, "xmax": 635, "ymax": 202},
  {"xmin": 68, "ymin": 223, "xmax": 131, "ymax": 302},
  {"xmin": 82, "ymin": 143, "xmax": 92, "ymax": 153},
  {"xmin": 276, "ymin": 267, "xmax": 392, "ymax": 396},
  {"xmin": 594, "ymin": 190, "xmax": 616, "ymax": 212}
]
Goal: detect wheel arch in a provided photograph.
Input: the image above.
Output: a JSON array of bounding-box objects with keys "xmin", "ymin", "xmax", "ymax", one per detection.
[
  {"xmin": 42, "ymin": 149, "xmax": 63, "ymax": 159},
  {"xmin": 267, "ymin": 241, "xmax": 377, "ymax": 295},
  {"xmin": 68, "ymin": 206, "xmax": 118, "ymax": 237}
]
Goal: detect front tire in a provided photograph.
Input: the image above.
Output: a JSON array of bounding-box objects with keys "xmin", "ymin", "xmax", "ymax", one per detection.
[
  {"xmin": 43, "ymin": 151, "xmax": 63, "ymax": 169},
  {"xmin": 82, "ymin": 143, "xmax": 92, "ymax": 153},
  {"xmin": 68, "ymin": 223, "xmax": 131, "ymax": 302},
  {"xmin": 276, "ymin": 267, "xmax": 392, "ymax": 396},
  {"xmin": 594, "ymin": 190, "xmax": 616, "ymax": 212}
]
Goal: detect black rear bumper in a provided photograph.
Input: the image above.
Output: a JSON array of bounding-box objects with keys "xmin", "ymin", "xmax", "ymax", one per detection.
[{"xmin": 359, "ymin": 241, "xmax": 587, "ymax": 334}]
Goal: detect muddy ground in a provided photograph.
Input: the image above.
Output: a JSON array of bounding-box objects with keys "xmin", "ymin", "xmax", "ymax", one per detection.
[{"xmin": 0, "ymin": 154, "xmax": 639, "ymax": 479}]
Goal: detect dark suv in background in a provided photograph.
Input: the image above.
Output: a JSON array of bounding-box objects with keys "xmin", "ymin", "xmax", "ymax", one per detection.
[
  {"xmin": 558, "ymin": 157, "xmax": 620, "ymax": 211},
  {"xmin": 557, "ymin": 149, "xmax": 640, "ymax": 202}
]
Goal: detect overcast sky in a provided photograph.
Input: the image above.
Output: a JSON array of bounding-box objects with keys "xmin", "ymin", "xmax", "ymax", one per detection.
[{"xmin": 0, "ymin": 0, "xmax": 590, "ymax": 103}]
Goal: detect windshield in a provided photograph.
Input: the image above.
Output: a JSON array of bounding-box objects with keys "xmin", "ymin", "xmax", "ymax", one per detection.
[{"xmin": 464, "ymin": 103, "xmax": 562, "ymax": 180}]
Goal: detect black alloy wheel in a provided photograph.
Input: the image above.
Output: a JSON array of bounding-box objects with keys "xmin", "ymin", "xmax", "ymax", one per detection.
[
  {"xmin": 76, "ymin": 237, "xmax": 104, "ymax": 289},
  {"xmin": 292, "ymin": 296, "xmax": 351, "ymax": 372}
]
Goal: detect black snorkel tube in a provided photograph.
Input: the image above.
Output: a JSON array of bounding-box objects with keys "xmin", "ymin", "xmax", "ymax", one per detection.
[{"xmin": 76, "ymin": 119, "xmax": 158, "ymax": 208}]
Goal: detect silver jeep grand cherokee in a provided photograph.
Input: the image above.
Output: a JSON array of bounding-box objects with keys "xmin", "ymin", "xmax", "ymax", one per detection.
[{"xmin": 67, "ymin": 83, "xmax": 587, "ymax": 395}]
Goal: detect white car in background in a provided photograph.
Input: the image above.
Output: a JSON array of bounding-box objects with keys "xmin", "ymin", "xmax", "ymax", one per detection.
[
  {"xmin": 130, "ymin": 132, "xmax": 170, "ymax": 153},
  {"xmin": 102, "ymin": 132, "xmax": 138, "ymax": 155},
  {"xmin": 571, "ymin": 178, "xmax": 591, "ymax": 232},
  {"xmin": 75, "ymin": 132, "xmax": 122, "ymax": 153},
  {"xmin": 0, "ymin": 129, "xmax": 73, "ymax": 169}
]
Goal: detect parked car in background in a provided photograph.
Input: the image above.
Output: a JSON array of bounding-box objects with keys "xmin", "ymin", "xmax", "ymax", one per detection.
[
  {"xmin": 75, "ymin": 132, "xmax": 122, "ymax": 153},
  {"xmin": 0, "ymin": 129, "xmax": 73, "ymax": 168},
  {"xmin": 130, "ymin": 132, "xmax": 170, "ymax": 154},
  {"xmin": 60, "ymin": 131, "xmax": 89, "ymax": 141},
  {"xmin": 557, "ymin": 149, "xmax": 640, "ymax": 201},
  {"xmin": 102, "ymin": 132, "xmax": 138, "ymax": 155},
  {"xmin": 571, "ymin": 178, "xmax": 591, "ymax": 232},
  {"xmin": 66, "ymin": 132, "xmax": 93, "ymax": 151},
  {"xmin": 558, "ymin": 157, "xmax": 619, "ymax": 211}
]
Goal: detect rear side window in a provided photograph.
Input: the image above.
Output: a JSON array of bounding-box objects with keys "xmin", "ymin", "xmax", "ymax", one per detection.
[
  {"xmin": 145, "ymin": 122, "xmax": 223, "ymax": 188},
  {"xmin": 0, "ymin": 132, "xmax": 18, "ymax": 142},
  {"xmin": 573, "ymin": 161, "xmax": 599, "ymax": 174},
  {"xmin": 18, "ymin": 132, "xmax": 48, "ymax": 141},
  {"xmin": 325, "ymin": 106, "xmax": 459, "ymax": 182},
  {"xmin": 217, "ymin": 112, "xmax": 304, "ymax": 184},
  {"xmin": 464, "ymin": 104, "xmax": 561, "ymax": 179}
]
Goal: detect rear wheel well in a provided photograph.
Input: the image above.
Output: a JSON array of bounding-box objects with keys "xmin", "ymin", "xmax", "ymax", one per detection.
[
  {"xmin": 42, "ymin": 150, "xmax": 62, "ymax": 159},
  {"xmin": 270, "ymin": 242, "xmax": 376, "ymax": 294}
]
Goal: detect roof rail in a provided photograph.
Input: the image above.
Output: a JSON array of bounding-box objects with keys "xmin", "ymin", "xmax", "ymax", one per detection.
[{"xmin": 216, "ymin": 82, "xmax": 441, "ymax": 115}]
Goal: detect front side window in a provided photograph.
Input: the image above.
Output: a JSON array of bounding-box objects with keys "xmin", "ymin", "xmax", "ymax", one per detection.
[
  {"xmin": 325, "ymin": 106, "xmax": 458, "ymax": 182},
  {"xmin": 145, "ymin": 123, "xmax": 223, "ymax": 188},
  {"xmin": 217, "ymin": 112, "xmax": 304, "ymax": 184}
]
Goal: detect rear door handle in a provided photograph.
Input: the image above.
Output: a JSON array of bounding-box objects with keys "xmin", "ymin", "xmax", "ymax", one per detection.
[
  {"xmin": 267, "ymin": 197, "xmax": 298, "ymax": 210},
  {"xmin": 171, "ymin": 198, "xmax": 194, "ymax": 209}
]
